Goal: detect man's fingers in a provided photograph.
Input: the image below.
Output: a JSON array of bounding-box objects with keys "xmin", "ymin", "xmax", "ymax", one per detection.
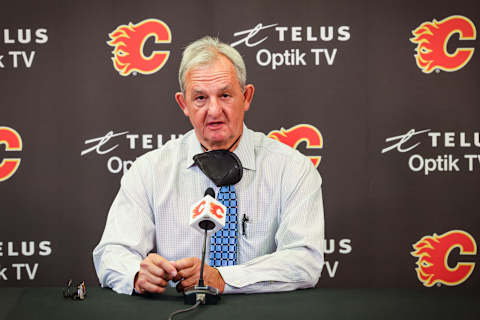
[
  {"xmin": 136, "ymin": 271, "xmax": 168, "ymax": 292},
  {"xmin": 138, "ymin": 280, "xmax": 166, "ymax": 294},
  {"xmin": 173, "ymin": 273, "xmax": 182, "ymax": 282},
  {"xmin": 148, "ymin": 254, "xmax": 178, "ymax": 276},
  {"xmin": 173, "ymin": 257, "xmax": 204, "ymax": 293},
  {"xmin": 135, "ymin": 254, "xmax": 179, "ymax": 295},
  {"xmin": 144, "ymin": 254, "xmax": 177, "ymax": 279},
  {"xmin": 177, "ymin": 264, "xmax": 198, "ymax": 279},
  {"xmin": 180, "ymin": 276, "xmax": 199, "ymax": 289},
  {"xmin": 141, "ymin": 261, "xmax": 170, "ymax": 280},
  {"xmin": 142, "ymin": 271, "xmax": 169, "ymax": 287},
  {"xmin": 175, "ymin": 257, "xmax": 197, "ymax": 270}
]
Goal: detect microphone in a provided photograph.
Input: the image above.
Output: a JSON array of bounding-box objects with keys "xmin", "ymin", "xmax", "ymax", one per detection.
[
  {"xmin": 205, "ymin": 188, "xmax": 215, "ymax": 198},
  {"xmin": 189, "ymin": 188, "xmax": 226, "ymax": 234},
  {"xmin": 184, "ymin": 188, "xmax": 224, "ymax": 305}
]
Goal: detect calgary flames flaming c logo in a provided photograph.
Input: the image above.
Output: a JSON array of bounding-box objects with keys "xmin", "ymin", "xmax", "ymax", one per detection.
[
  {"xmin": 268, "ymin": 124, "xmax": 323, "ymax": 168},
  {"xmin": 410, "ymin": 15, "xmax": 476, "ymax": 73},
  {"xmin": 108, "ymin": 18, "xmax": 171, "ymax": 76},
  {"xmin": 209, "ymin": 203, "xmax": 225, "ymax": 219},
  {"xmin": 192, "ymin": 200, "xmax": 206, "ymax": 218},
  {"xmin": 411, "ymin": 230, "xmax": 476, "ymax": 287},
  {"xmin": 192, "ymin": 200, "xmax": 225, "ymax": 219},
  {"xmin": 0, "ymin": 126, "xmax": 22, "ymax": 182}
]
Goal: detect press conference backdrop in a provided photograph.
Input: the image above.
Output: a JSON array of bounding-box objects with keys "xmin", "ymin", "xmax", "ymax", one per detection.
[{"xmin": 1, "ymin": 0, "xmax": 479, "ymax": 289}]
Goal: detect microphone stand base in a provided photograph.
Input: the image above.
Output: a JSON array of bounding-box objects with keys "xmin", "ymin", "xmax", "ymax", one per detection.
[{"xmin": 183, "ymin": 285, "xmax": 220, "ymax": 305}]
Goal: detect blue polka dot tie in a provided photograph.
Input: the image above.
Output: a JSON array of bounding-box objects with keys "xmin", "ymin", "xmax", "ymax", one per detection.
[{"xmin": 209, "ymin": 185, "xmax": 238, "ymax": 267}]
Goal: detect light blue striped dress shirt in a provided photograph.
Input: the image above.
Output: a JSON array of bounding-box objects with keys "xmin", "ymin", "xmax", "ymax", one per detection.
[{"xmin": 93, "ymin": 124, "xmax": 324, "ymax": 294}]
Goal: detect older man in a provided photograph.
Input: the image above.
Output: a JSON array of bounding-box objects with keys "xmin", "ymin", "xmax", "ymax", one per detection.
[{"xmin": 93, "ymin": 36, "xmax": 324, "ymax": 295}]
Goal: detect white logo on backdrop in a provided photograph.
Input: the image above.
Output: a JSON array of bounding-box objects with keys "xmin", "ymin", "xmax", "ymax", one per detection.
[
  {"xmin": 381, "ymin": 129, "xmax": 431, "ymax": 154},
  {"xmin": 0, "ymin": 28, "xmax": 48, "ymax": 69},
  {"xmin": 322, "ymin": 238, "xmax": 352, "ymax": 279},
  {"xmin": 381, "ymin": 129, "xmax": 480, "ymax": 175},
  {"xmin": 231, "ymin": 22, "xmax": 351, "ymax": 70},
  {"xmin": 0, "ymin": 241, "xmax": 52, "ymax": 281},
  {"xmin": 81, "ymin": 130, "xmax": 182, "ymax": 175},
  {"xmin": 231, "ymin": 23, "xmax": 278, "ymax": 48},
  {"xmin": 81, "ymin": 131, "xmax": 129, "ymax": 156}
]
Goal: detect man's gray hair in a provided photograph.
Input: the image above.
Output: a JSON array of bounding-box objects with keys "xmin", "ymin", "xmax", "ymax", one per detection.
[{"xmin": 178, "ymin": 36, "xmax": 246, "ymax": 92}]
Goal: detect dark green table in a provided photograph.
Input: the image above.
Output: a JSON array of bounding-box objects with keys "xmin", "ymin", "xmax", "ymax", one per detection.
[{"xmin": 1, "ymin": 287, "xmax": 479, "ymax": 320}]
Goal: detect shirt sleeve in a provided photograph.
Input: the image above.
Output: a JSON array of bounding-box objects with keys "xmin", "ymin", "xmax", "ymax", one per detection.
[
  {"xmin": 92, "ymin": 156, "xmax": 156, "ymax": 295},
  {"xmin": 217, "ymin": 156, "xmax": 325, "ymax": 294}
]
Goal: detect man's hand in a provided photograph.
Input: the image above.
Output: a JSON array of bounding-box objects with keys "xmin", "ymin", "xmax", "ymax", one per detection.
[
  {"xmin": 134, "ymin": 253, "xmax": 177, "ymax": 294},
  {"xmin": 174, "ymin": 257, "xmax": 225, "ymax": 293}
]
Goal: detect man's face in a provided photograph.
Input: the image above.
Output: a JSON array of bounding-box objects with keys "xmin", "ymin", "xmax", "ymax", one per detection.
[{"xmin": 175, "ymin": 55, "xmax": 254, "ymax": 150}]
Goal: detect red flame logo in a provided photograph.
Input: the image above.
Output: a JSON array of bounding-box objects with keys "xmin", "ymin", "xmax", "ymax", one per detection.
[
  {"xmin": 411, "ymin": 230, "xmax": 476, "ymax": 287},
  {"xmin": 192, "ymin": 200, "xmax": 206, "ymax": 218},
  {"xmin": 210, "ymin": 203, "xmax": 225, "ymax": 219},
  {"xmin": 108, "ymin": 18, "xmax": 171, "ymax": 76},
  {"xmin": 0, "ymin": 126, "xmax": 22, "ymax": 182},
  {"xmin": 410, "ymin": 15, "xmax": 476, "ymax": 73},
  {"xmin": 268, "ymin": 124, "xmax": 323, "ymax": 168}
]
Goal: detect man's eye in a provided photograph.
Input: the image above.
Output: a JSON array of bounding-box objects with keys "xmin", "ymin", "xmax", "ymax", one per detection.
[
  {"xmin": 222, "ymin": 93, "xmax": 230, "ymax": 98},
  {"xmin": 195, "ymin": 96, "xmax": 205, "ymax": 101}
]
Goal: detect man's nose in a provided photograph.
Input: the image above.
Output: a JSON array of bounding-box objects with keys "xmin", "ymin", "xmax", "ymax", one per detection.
[{"xmin": 207, "ymin": 97, "xmax": 222, "ymax": 116}]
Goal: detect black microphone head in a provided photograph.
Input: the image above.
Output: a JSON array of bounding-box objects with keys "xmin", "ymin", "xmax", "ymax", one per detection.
[
  {"xmin": 204, "ymin": 187, "xmax": 215, "ymax": 198},
  {"xmin": 199, "ymin": 220, "xmax": 215, "ymax": 230}
]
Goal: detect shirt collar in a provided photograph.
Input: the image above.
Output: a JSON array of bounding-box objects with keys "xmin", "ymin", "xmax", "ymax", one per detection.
[
  {"xmin": 185, "ymin": 123, "xmax": 256, "ymax": 171},
  {"xmin": 185, "ymin": 130, "xmax": 204, "ymax": 169},
  {"xmin": 233, "ymin": 124, "xmax": 256, "ymax": 171}
]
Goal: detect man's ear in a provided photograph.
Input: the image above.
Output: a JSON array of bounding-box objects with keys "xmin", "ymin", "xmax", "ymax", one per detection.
[
  {"xmin": 175, "ymin": 92, "xmax": 189, "ymax": 116},
  {"xmin": 242, "ymin": 84, "xmax": 255, "ymax": 112}
]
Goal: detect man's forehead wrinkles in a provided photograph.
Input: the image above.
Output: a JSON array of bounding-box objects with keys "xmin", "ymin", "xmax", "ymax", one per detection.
[
  {"xmin": 189, "ymin": 70, "xmax": 233, "ymax": 82},
  {"xmin": 191, "ymin": 83, "xmax": 232, "ymax": 90},
  {"xmin": 188, "ymin": 74, "xmax": 235, "ymax": 93}
]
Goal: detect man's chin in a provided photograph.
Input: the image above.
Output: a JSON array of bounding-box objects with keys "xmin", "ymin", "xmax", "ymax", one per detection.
[
  {"xmin": 203, "ymin": 133, "xmax": 231, "ymax": 149},
  {"xmin": 205, "ymin": 138, "xmax": 233, "ymax": 150}
]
